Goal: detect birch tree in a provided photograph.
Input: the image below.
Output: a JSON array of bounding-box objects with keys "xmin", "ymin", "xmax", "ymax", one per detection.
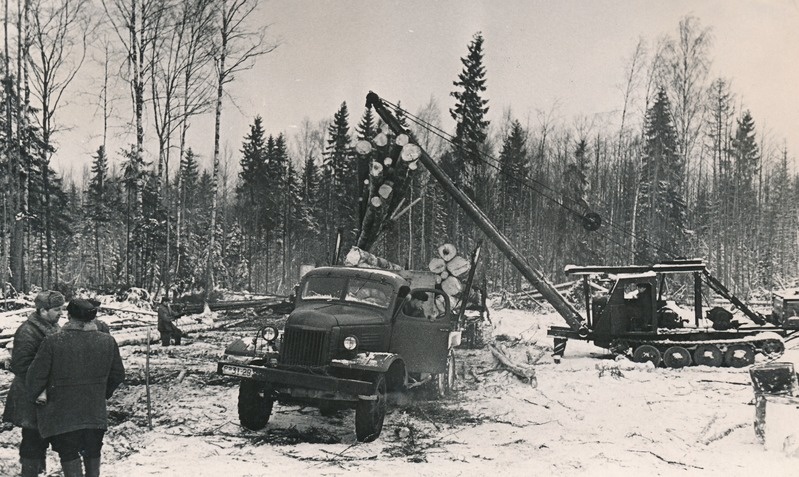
[{"xmin": 205, "ymin": 0, "xmax": 276, "ymax": 294}]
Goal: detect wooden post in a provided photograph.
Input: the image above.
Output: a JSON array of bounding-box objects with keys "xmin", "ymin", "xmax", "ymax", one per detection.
[{"xmin": 146, "ymin": 326, "xmax": 152, "ymax": 429}]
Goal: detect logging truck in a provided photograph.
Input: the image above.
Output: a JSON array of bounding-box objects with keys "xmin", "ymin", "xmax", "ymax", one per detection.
[{"xmin": 218, "ymin": 266, "xmax": 460, "ymax": 442}]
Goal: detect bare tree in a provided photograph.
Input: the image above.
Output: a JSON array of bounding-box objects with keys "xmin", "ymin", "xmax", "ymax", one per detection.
[
  {"xmin": 173, "ymin": 0, "xmax": 216, "ymax": 288},
  {"xmin": 28, "ymin": 0, "xmax": 92, "ymax": 285},
  {"xmin": 660, "ymin": 16, "xmax": 713, "ymax": 191},
  {"xmin": 204, "ymin": 0, "xmax": 276, "ymax": 294}
]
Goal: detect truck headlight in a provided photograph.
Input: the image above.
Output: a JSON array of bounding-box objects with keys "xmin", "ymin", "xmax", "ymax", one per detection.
[
  {"xmin": 343, "ymin": 335, "xmax": 358, "ymax": 351},
  {"xmin": 261, "ymin": 326, "xmax": 278, "ymax": 342}
]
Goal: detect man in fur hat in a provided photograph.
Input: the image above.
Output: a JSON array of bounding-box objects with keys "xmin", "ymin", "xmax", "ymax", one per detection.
[
  {"xmin": 26, "ymin": 298, "xmax": 125, "ymax": 477},
  {"xmin": 2, "ymin": 290, "xmax": 65, "ymax": 476}
]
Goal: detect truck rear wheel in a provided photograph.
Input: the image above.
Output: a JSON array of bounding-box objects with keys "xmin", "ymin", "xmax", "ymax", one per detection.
[
  {"xmin": 238, "ymin": 380, "xmax": 273, "ymax": 431},
  {"xmin": 355, "ymin": 374, "xmax": 387, "ymax": 442}
]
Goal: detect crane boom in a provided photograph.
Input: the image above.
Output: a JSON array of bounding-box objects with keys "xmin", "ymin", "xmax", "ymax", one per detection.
[{"xmin": 366, "ymin": 91, "xmax": 587, "ymax": 333}]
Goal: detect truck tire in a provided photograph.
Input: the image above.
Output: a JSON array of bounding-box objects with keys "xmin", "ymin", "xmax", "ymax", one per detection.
[
  {"xmin": 435, "ymin": 349, "xmax": 456, "ymax": 398},
  {"xmin": 355, "ymin": 374, "xmax": 387, "ymax": 442},
  {"xmin": 238, "ymin": 380, "xmax": 273, "ymax": 431}
]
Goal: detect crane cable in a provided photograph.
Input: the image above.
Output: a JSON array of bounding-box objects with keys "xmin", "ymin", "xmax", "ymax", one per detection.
[{"xmin": 380, "ymin": 98, "xmax": 681, "ymax": 261}]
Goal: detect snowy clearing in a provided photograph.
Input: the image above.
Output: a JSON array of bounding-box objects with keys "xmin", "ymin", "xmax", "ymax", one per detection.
[{"xmin": 2, "ymin": 306, "xmax": 798, "ymax": 476}]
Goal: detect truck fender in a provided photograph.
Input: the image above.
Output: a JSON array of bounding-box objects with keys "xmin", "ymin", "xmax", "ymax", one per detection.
[{"xmin": 330, "ymin": 352, "xmax": 403, "ymax": 374}]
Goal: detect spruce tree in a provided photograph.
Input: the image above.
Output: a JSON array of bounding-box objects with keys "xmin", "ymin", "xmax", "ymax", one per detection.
[
  {"xmin": 449, "ymin": 32, "xmax": 490, "ymax": 249},
  {"xmin": 636, "ymin": 88, "xmax": 685, "ymax": 263},
  {"xmin": 321, "ymin": 102, "xmax": 356, "ymax": 258},
  {"xmin": 450, "ymin": 32, "xmax": 489, "ymax": 183}
]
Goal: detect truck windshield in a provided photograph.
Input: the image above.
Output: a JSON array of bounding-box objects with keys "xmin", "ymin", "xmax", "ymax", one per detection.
[
  {"xmin": 301, "ymin": 277, "xmax": 393, "ymax": 309},
  {"xmin": 301, "ymin": 277, "xmax": 344, "ymax": 300},
  {"xmin": 345, "ymin": 279, "xmax": 393, "ymax": 309}
]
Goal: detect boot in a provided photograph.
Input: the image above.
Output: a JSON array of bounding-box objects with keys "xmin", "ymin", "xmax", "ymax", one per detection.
[
  {"xmin": 84, "ymin": 457, "xmax": 101, "ymax": 477},
  {"xmin": 19, "ymin": 457, "xmax": 45, "ymax": 477},
  {"xmin": 60, "ymin": 458, "xmax": 84, "ymax": 477}
]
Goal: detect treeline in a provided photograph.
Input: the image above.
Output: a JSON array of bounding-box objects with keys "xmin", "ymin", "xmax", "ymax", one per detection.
[{"xmin": 1, "ymin": 6, "xmax": 797, "ymax": 299}]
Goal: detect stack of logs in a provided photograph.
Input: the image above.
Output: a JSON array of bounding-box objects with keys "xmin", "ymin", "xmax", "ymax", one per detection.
[
  {"xmin": 429, "ymin": 243, "xmax": 471, "ymax": 313},
  {"xmin": 354, "ymin": 122, "xmax": 422, "ymax": 252}
]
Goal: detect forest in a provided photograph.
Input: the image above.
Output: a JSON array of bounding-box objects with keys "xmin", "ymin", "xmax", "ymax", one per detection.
[{"xmin": 1, "ymin": 1, "xmax": 797, "ymax": 300}]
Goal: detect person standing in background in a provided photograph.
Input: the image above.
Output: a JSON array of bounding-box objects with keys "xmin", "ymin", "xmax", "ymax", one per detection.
[
  {"xmin": 157, "ymin": 297, "xmax": 183, "ymax": 346},
  {"xmin": 26, "ymin": 298, "xmax": 125, "ymax": 477},
  {"xmin": 2, "ymin": 291, "xmax": 66, "ymax": 477}
]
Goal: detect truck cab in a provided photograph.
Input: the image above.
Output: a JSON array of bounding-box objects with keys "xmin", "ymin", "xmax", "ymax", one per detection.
[{"xmin": 217, "ymin": 266, "xmax": 460, "ymax": 442}]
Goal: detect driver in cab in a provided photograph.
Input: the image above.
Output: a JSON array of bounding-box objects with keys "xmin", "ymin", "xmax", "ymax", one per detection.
[{"xmin": 403, "ymin": 291, "xmax": 429, "ymax": 318}]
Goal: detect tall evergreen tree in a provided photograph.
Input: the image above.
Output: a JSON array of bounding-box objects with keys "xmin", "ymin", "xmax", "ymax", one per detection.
[
  {"xmin": 635, "ymin": 88, "xmax": 686, "ymax": 263},
  {"xmin": 497, "ymin": 120, "xmax": 528, "ymax": 288},
  {"xmin": 450, "ymin": 31, "xmax": 490, "ymax": 179},
  {"xmin": 448, "ymin": 32, "xmax": 490, "ymax": 249},
  {"xmin": 321, "ymin": 102, "xmax": 356, "ymax": 259}
]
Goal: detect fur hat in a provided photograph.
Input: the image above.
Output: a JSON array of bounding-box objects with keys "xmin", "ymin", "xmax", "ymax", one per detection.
[
  {"xmin": 34, "ymin": 291, "xmax": 66, "ymax": 310},
  {"xmin": 67, "ymin": 299, "xmax": 99, "ymax": 322}
]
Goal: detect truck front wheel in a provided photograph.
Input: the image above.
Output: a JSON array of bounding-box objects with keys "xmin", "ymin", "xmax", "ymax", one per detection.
[
  {"xmin": 355, "ymin": 374, "xmax": 387, "ymax": 442},
  {"xmin": 238, "ymin": 380, "xmax": 274, "ymax": 430}
]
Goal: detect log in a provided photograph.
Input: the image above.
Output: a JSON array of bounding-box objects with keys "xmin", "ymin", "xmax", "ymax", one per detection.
[
  {"xmin": 370, "ymin": 161, "xmax": 384, "ymax": 177},
  {"xmin": 446, "ymin": 255, "xmax": 470, "ymax": 277},
  {"xmin": 438, "ymin": 243, "xmax": 457, "ymax": 262},
  {"xmin": 401, "ymin": 143, "xmax": 421, "ymax": 161},
  {"xmin": 441, "ymin": 276, "xmax": 463, "ymax": 296},
  {"xmin": 383, "ymin": 157, "xmax": 393, "ymax": 167},
  {"xmin": 342, "ymin": 246, "xmax": 402, "ymax": 271},
  {"xmin": 374, "ymin": 132, "xmax": 388, "ymax": 147},
  {"xmin": 355, "ymin": 140, "xmax": 372, "ymax": 155},
  {"xmin": 428, "ymin": 257, "xmax": 446, "ymax": 274},
  {"xmin": 378, "ymin": 182, "xmax": 393, "ymax": 200},
  {"xmin": 370, "ymin": 196, "xmax": 383, "ymax": 207},
  {"xmin": 395, "ymin": 133, "xmax": 409, "ymax": 146},
  {"xmin": 440, "ymin": 271, "xmax": 449, "ymax": 280},
  {"xmin": 408, "ymin": 160, "xmax": 418, "ymax": 171}
]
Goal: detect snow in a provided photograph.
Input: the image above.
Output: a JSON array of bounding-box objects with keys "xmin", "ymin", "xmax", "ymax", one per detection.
[{"xmin": 2, "ymin": 304, "xmax": 798, "ymax": 476}]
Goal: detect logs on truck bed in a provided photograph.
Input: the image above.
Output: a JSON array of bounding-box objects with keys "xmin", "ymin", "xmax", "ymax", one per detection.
[{"xmin": 344, "ymin": 246, "xmax": 402, "ymax": 271}]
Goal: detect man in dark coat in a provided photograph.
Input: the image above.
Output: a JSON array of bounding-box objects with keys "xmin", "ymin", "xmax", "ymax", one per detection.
[
  {"xmin": 402, "ymin": 291, "xmax": 428, "ymax": 318},
  {"xmin": 157, "ymin": 296, "xmax": 182, "ymax": 346},
  {"xmin": 26, "ymin": 298, "xmax": 125, "ymax": 477},
  {"xmin": 2, "ymin": 290, "xmax": 65, "ymax": 477}
]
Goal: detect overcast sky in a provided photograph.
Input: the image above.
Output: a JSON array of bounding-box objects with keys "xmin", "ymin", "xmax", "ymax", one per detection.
[{"xmin": 53, "ymin": 0, "xmax": 799, "ymax": 177}]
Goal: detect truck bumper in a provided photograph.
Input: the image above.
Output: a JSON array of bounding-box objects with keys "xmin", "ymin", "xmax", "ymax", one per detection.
[{"xmin": 217, "ymin": 361, "xmax": 374, "ymax": 396}]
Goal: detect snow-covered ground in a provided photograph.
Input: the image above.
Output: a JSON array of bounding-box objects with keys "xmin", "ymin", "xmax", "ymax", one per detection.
[{"xmin": 2, "ymin": 306, "xmax": 798, "ymax": 476}]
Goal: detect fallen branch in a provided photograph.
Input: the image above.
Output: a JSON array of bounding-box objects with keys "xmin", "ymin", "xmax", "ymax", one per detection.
[
  {"xmin": 701, "ymin": 422, "xmax": 749, "ymax": 445},
  {"xmin": 488, "ymin": 342, "xmax": 537, "ymax": 386},
  {"xmin": 628, "ymin": 449, "xmax": 703, "ymax": 469}
]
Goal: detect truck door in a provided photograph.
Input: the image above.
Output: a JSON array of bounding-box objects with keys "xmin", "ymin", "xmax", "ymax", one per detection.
[{"xmin": 389, "ymin": 289, "xmax": 451, "ymax": 374}]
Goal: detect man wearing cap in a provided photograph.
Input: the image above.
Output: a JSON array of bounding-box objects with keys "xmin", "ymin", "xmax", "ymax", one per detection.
[
  {"xmin": 2, "ymin": 290, "xmax": 65, "ymax": 477},
  {"xmin": 157, "ymin": 297, "xmax": 183, "ymax": 346},
  {"xmin": 26, "ymin": 298, "xmax": 125, "ymax": 477},
  {"xmin": 403, "ymin": 290, "xmax": 429, "ymax": 318}
]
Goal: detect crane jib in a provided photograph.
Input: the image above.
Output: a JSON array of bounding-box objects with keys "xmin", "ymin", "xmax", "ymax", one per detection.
[{"xmin": 366, "ymin": 91, "xmax": 587, "ymax": 334}]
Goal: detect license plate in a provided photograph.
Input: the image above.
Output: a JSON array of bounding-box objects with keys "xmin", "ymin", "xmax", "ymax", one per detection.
[{"xmin": 222, "ymin": 365, "xmax": 253, "ymax": 378}]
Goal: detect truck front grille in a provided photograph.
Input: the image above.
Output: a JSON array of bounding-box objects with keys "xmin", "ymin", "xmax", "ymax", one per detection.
[{"xmin": 279, "ymin": 328, "xmax": 329, "ymax": 366}]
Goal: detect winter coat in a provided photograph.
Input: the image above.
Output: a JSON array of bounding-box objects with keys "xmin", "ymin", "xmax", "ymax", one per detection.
[
  {"xmin": 157, "ymin": 304, "xmax": 179, "ymax": 334},
  {"xmin": 2, "ymin": 311, "xmax": 60, "ymax": 428},
  {"xmin": 25, "ymin": 320, "xmax": 125, "ymax": 439}
]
